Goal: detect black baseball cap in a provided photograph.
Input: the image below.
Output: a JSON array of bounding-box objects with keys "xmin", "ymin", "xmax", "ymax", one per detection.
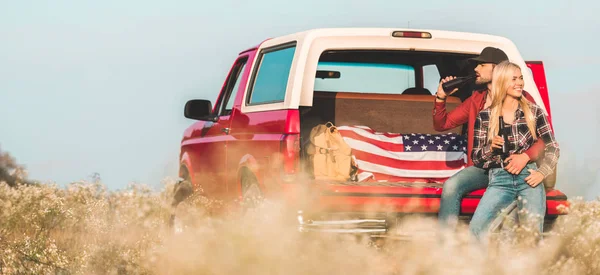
[{"xmin": 468, "ymin": 47, "xmax": 509, "ymax": 65}]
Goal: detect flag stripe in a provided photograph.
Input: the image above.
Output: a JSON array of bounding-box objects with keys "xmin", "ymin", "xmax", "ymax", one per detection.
[
  {"xmin": 356, "ymin": 159, "xmax": 463, "ymax": 178},
  {"xmin": 338, "ymin": 130, "xmax": 405, "ymax": 152},
  {"xmin": 338, "ymin": 126, "xmax": 403, "ymax": 140},
  {"xmin": 352, "ymin": 149, "xmax": 466, "ymax": 171},
  {"xmin": 356, "ymin": 171, "xmax": 447, "ymax": 183}
]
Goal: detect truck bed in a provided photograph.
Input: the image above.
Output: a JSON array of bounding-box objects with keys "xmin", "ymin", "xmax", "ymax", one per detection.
[{"xmin": 298, "ymin": 91, "xmax": 567, "ymax": 218}]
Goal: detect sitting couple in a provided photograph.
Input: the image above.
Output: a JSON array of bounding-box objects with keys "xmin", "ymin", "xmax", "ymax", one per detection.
[{"xmin": 432, "ymin": 47, "xmax": 560, "ymax": 240}]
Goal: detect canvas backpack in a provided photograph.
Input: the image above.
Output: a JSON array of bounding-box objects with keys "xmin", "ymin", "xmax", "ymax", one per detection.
[{"xmin": 305, "ymin": 122, "xmax": 358, "ymax": 181}]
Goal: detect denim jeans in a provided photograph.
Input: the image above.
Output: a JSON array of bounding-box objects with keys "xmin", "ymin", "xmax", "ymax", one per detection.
[
  {"xmin": 469, "ymin": 163, "xmax": 546, "ymax": 240},
  {"xmin": 438, "ymin": 166, "xmax": 489, "ymax": 229}
]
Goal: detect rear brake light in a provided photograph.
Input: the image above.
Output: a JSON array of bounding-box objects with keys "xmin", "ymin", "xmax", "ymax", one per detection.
[
  {"xmin": 392, "ymin": 31, "xmax": 432, "ymax": 39},
  {"xmin": 280, "ymin": 134, "xmax": 300, "ymax": 177}
]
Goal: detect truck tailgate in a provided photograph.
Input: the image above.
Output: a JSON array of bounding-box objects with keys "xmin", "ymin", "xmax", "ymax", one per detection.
[{"xmin": 305, "ymin": 181, "xmax": 569, "ymax": 216}]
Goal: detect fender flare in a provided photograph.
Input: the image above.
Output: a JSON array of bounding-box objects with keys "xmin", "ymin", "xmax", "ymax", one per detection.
[{"xmin": 179, "ymin": 151, "xmax": 196, "ymax": 188}]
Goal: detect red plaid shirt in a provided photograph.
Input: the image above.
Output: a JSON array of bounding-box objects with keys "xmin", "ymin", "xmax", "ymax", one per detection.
[{"xmin": 472, "ymin": 103, "xmax": 560, "ymax": 178}]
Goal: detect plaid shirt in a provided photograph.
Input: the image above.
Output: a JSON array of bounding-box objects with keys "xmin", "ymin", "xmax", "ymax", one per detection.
[
  {"xmin": 433, "ymin": 89, "xmax": 545, "ymax": 167},
  {"xmin": 472, "ymin": 103, "xmax": 560, "ymax": 178}
]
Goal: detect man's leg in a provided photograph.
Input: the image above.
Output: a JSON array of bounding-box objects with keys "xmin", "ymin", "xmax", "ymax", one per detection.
[
  {"xmin": 469, "ymin": 168, "xmax": 517, "ymax": 241},
  {"xmin": 438, "ymin": 166, "xmax": 489, "ymax": 229}
]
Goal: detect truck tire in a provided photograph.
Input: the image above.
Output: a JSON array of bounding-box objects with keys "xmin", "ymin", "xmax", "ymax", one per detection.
[
  {"xmin": 171, "ymin": 179, "xmax": 193, "ymax": 208},
  {"xmin": 241, "ymin": 170, "xmax": 263, "ymax": 212},
  {"xmin": 168, "ymin": 175, "xmax": 193, "ymax": 230}
]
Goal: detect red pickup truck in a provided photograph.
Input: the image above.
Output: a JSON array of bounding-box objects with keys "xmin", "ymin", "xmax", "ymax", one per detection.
[{"xmin": 177, "ymin": 28, "xmax": 568, "ymax": 234}]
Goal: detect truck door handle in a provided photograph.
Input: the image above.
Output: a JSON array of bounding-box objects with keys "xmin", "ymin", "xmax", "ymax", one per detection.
[{"xmin": 221, "ymin": 128, "xmax": 230, "ymax": 134}]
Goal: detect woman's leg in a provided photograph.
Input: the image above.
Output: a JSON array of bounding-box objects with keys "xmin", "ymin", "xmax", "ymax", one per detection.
[
  {"xmin": 469, "ymin": 168, "xmax": 517, "ymax": 240},
  {"xmin": 516, "ymin": 163, "xmax": 547, "ymax": 235}
]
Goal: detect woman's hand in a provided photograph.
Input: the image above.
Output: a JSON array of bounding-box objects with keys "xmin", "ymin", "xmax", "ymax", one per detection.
[
  {"xmin": 490, "ymin": 136, "xmax": 504, "ymax": 150},
  {"xmin": 525, "ymin": 169, "xmax": 545, "ymax": 187}
]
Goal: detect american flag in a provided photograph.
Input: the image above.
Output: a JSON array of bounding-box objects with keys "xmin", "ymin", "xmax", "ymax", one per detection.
[{"xmin": 336, "ymin": 125, "xmax": 467, "ymax": 182}]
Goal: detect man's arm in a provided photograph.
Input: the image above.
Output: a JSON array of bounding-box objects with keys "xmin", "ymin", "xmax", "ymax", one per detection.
[
  {"xmin": 534, "ymin": 107, "xmax": 560, "ymax": 178},
  {"xmin": 524, "ymin": 106, "xmax": 560, "ymax": 187},
  {"xmin": 433, "ymin": 98, "xmax": 471, "ymax": 132},
  {"xmin": 523, "ymin": 139, "xmax": 544, "ymax": 161},
  {"xmin": 504, "ymin": 130, "xmax": 545, "ymax": 174},
  {"xmin": 432, "ymin": 78, "xmax": 471, "ymax": 132}
]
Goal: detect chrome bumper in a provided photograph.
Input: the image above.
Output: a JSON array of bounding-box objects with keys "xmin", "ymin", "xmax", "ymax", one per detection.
[{"xmin": 297, "ymin": 211, "xmax": 388, "ymax": 234}]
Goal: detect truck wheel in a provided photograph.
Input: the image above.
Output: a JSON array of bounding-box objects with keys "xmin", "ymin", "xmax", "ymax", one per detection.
[
  {"xmin": 543, "ymin": 217, "xmax": 557, "ymax": 233},
  {"xmin": 241, "ymin": 171, "xmax": 263, "ymax": 212},
  {"xmin": 171, "ymin": 179, "xmax": 193, "ymax": 208},
  {"xmin": 169, "ymin": 177, "xmax": 193, "ymax": 231}
]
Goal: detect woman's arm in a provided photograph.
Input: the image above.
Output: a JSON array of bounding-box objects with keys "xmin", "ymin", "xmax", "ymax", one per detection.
[
  {"xmin": 522, "ymin": 91, "xmax": 545, "ymax": 161},
  {"xmin": 471, "ymin": 111, "xmax": 494, "ymax": 166}
]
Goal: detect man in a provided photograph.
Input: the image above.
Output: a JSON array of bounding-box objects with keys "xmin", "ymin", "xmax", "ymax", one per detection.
[{"xmin": 433, "ymin": 47, "xmax": 545, "ymax": 229}]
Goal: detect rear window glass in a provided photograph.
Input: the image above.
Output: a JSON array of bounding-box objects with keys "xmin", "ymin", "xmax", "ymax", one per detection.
[
  {"xmin": 422, "ymin": 64, "xmax": 441, "ymax": 95},
  {"xmin": 314, "ymin": 62, "xmax": 415, "ymax": 94}
]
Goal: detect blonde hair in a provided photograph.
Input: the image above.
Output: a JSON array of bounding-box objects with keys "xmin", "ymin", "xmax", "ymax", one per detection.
[{"xmin": 487, "ymin": 61, "xmax": 537, "ymax": 142}]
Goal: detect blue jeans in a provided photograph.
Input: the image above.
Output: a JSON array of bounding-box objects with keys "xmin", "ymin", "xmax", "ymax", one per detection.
[
  {"xmin": 469, "ymin": 163, "xmax": 546, "ymax": 240},
  {"xmin": 438, "ymin": 166, "xmax": 489, "ymax": 228}
]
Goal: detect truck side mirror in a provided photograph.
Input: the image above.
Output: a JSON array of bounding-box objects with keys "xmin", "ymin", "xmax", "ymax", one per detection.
[{"xmin": 184, "ymin": 99, "xmax": 215, "ymax": 121}]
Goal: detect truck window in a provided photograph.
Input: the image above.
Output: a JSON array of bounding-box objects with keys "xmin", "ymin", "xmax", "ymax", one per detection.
[
  {"xmin": 215, "ymin": 58, "xmax": 248, "ymax": 116},
  {"xmin": 314, "ymin": 49, "xmax": 479, "ymax": 98},
  {"xmin": 422, "ymin": 64, "xmax": 441, "ymax": 95},
  {"xmin": 222, "ymin": 62, "xmax": 247, "ymax": 115},
  {"xmin": 247, "ymin": 44, "xmax": 296, "ymax": 105},
  {"xmin": 314, "ymin": 62, "xmax": 415, "ymax": 94}
]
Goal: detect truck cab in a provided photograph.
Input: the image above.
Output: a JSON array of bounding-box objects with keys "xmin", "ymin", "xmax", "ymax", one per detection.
[{"xmin": 179, "ymin": 28, "xmax": 567, "ymax": 234}]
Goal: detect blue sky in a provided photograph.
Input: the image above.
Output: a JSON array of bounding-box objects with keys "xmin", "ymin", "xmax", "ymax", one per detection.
[{"xmin": 1, "ymin": 0, "xmax": 599, "ymax": 199}]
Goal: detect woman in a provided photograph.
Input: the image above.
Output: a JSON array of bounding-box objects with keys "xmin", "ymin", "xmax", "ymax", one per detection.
[{"xmin": 469, "ymin": 61, "xmax": 560, "ymax": 240}]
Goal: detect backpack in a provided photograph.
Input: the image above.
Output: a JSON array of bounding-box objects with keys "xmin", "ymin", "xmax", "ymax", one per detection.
[{"xmin": 305, "ymin": 122, "xmax": 358, "ymax": 181}]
